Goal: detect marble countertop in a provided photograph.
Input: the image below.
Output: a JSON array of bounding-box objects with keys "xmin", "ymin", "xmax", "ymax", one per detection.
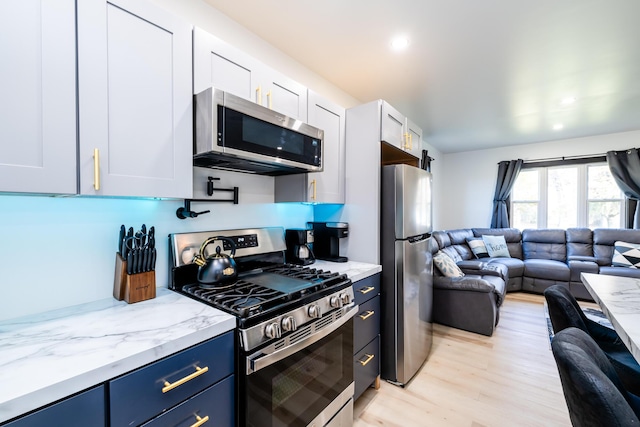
[
  {"xmin": 311, "ymin": 260, "xmax": 381, "ymax": 282},
  {"xmin": 0, "ymin": 288, "xmax": 235, "ymax": 423},
  {"xmin": 581, "ymin": 273, "xmax": 640, "ymax": 363}
]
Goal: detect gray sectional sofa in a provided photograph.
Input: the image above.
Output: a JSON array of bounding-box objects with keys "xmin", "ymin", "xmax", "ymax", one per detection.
[{"xmin": 430, "ymin": 227, "xmax": 640, "ymax": 336}]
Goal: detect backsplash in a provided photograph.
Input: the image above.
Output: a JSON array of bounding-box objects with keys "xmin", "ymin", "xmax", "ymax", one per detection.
[{"xmin": 0, "ymin": 194, "xmax": 313, "ymax": 321}]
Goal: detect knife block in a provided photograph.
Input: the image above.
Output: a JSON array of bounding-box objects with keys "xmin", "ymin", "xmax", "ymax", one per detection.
[{"xmin": 113, "ymin": 253, "xmax": 156, "ymax": 304}]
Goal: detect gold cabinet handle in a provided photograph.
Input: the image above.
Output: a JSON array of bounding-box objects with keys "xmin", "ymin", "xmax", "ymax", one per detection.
[
  {"xmin": 311, "ymin": 179, "xmax": 317, "ymax": 201},
  {"xmin": 408, "ymin": 133, "xmax": 413, "ymax": 150},
  {"xmin": 256, "ymin": 85, "xmax": 262, "ymax": 105},
  {"xmin": 358, "ymin": 354, "xmax": 375, "ymax": 366},
  {"xmin": 358, "ymin": 286, "xmax": 375, "ymax": 295},
  {"xmin": 403, "ymin": 132, "xmax": 410, "ymax": 150},
  {"xmin": 93, "ymin": 148, "xmax": 100, "ymax": 190},
  {"xmin": 266, "ymin": 90, "xmax": 272, "ymax": 109},
  {"xmin": 190, "ymin": 415, "xmax": 209, "ymax": 427},
  {"xmin": 359, "ymin": 310, "xmax": 375, "ymax": 320},
  {"xmin": 162, "ymin": 366, "xmax": 209, "ymax": 393}
]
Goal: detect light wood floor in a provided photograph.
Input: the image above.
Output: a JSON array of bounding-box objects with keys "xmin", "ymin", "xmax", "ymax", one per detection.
[{"xmin": 353, "ymin": 293, "xmax": 597, "ymax": 427}]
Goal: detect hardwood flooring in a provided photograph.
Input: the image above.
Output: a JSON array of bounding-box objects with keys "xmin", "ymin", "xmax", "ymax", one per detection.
[{"xmin": 353, "ymin": 293, "xmax": 596, "ymax": 427}]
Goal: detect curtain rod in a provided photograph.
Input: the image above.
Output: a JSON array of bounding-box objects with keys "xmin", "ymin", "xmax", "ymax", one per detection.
[{"xmin": 523, "ymin": 153, "xmax": 606, "ymax": 163}]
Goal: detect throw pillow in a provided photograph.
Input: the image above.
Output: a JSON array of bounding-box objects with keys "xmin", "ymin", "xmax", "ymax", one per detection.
[
  {"xmin": 482, "ymin": 235, "xmax": 511, "ymax": 258},
  {"xmin": 466, "ymin": 237, "xmax": 490, "ymax": 259},
  {"xmin": 433, "ymin": 251, "xmax": 465, "ymax": 278},
  {"xmin": 612, "ymin": 241, "xmax": 640, "ymax": 268}
]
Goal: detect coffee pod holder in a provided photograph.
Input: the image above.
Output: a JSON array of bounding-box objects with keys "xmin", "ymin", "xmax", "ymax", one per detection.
[{"xmin": 113, "ymin": 253, "xmax": 156, "ymax": 304}]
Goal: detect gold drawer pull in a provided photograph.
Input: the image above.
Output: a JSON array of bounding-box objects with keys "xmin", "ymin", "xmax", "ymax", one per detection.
[
  {"xmin": 358, "ymin": 354, "xmax": 375, "ymax": 366},
  {"xmin": 93, "ymin": 148, "xmax": 100, "ymax": 191},
  {"xmin": 358, "ymin": 286, "xmax": 375, "ymax": 295},
  {"xmin": 359, "ymin": 310, "xmax": 375, "ymax": 320},
  {"xmin": 190, "ymin": 415, "xmax": 209, "ymax": 427},
  {"xmin": 162, "ymin": 366, "xmax": 209, "ymax": 393}
]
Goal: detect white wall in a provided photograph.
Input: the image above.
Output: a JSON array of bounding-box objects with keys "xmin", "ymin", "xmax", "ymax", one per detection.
[{"xmin": 438, "ymin": 130, "xmax": 640, "ymax": 230}]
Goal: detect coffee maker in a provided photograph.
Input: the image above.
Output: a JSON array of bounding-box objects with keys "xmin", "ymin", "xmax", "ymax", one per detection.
[
  {"xmin": 308, "ymin": 222, "xmax": 349, "ymax": 263},
  {"xmin": 285, "ymin": 228, "xmax": 315, "ymax": 265}
]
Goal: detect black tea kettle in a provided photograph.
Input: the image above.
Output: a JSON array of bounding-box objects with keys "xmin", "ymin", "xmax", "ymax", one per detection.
[{"xmin": 193, "ymin": 236, "xmax": 238, "ymax": 288}]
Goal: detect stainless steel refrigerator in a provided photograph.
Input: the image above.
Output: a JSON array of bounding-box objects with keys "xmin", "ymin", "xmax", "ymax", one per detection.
[{"xmin": 380, "ymin": 163, "xmax": 433, "ymax": 385}]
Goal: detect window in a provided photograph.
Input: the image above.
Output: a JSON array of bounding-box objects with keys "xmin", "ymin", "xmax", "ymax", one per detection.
[{"xmin": 511, "ymin": 162, "xmax": 624, "ymax": 229}]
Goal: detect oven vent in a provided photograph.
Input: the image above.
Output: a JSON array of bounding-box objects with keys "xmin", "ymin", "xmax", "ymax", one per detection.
[
  {"xmin": 315, "ymin": 316, "xmax": 333, "ymax": 330},
  {"xmin": 288, "ymin": 326, "xmax": 312, "ymax": 346}
]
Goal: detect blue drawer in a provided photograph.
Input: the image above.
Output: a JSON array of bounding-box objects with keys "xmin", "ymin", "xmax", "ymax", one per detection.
[
  {"xmin": 141, "ymin": 375, "xmax": 234, "ymax": 427},
  {"xmin": 353, "ymin": 273, "xmax": 381, "ymax": 306},
  {"xmin": 354, "ymin": 295, "xmax": 380, "ymax": 353},
  {"xmin": 4, "ymin": 386, "xmax": 105, "ymax": 427},
  {"xmin": 354, "ymin": 336, "xmax": 380, "ymax": 400},
  {"xmin": 109, "ymin": 331, "xmax": 234, "ymax": 427}
]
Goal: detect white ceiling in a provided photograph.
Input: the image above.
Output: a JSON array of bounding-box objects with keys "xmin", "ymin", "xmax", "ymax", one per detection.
[{"xmin": 203, "ymin": 0, "xmax": 640, "ymax": 154}]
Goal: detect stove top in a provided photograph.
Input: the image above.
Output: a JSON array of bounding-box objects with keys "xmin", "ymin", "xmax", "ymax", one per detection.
[
  {"xmin": 169, "ymin": 228, "xmax": 354, "ymax": 351},
  {"xmin": 181, "ymin": 264, "xmax": 348, "ymax": 318}
]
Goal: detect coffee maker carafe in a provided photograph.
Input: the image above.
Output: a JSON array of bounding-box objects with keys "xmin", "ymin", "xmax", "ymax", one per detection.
[
  {"xmin": 308, "ymin": 222, "xmax": 349, "ymax": 263},
  {"xmin": 285, "ymin": 229, "xmax": 315, "ymax": 265}
]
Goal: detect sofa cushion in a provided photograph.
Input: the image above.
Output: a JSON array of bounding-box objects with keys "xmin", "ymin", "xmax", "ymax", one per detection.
[
  {"xmin": 488, "ymin": 257, "xmax": 525, "ymax": 277},
  {"xmin": 593, "ymin": 228, "xmax": 640, "ymax": 266},
  {"xmin": 434, "ymin": 251, "xmax": 464, "ymax": 277},
  {"xmin": 599, "ymin": 266, "xmax": 640, "ymax": 278},
  {"xmin": 566, "ymin": 228, "xmax": 594, "ymax": 259},
  {"xmin": 569, "ymin": 260, "xmax": 600, "ymax": 282},
  {"xmin": 466, "ymin": 237, "xmax": 490, "ymax": 258},
  {"xmin": 473, "ymin": 228, "xmax": 523, "ymax": 259},
  {"xmin": 612, "ymin": 241, "xmax": 640, "ymax": 268},
  {"xmin": 522, "ymin": 229, "xmax": 567, "ymax": 261},
  {"xmin": 483, "ymin": 234, "xmax": 511, "ymax": 258},
  {"xmin": 524, "ymin": 259, "xmax": 570, "ymax": 281},
  {"xmin": 432, "ymin": 231, "xmax": 451, "ymax": 250}
]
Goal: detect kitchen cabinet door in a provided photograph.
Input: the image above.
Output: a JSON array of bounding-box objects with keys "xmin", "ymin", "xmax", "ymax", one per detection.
[
  {"xmin": 260, "ymin": 65, "xmax": 308, "ymax": 121},
  {"xmin": 4, "ymin": 386, "xmax": 105, "ymax": 427},
  {"xmin": 193, "ymin": 27, "xmax": 307, "ymax": 120},
  {"xmin": 405, "ymin": 117, "xmax": 423, "ymax": 159},
  {"xmin": 380, "ymin": 101, "xmax": 406, "ymax": 150},
  {"xmin": 0, "ymin": 0, "xmax": 76, "ymax": 194},
  {"xmin": 193, "ymin": 27, "xmax": 260, "ymax": 101},
  {"xmin": 77, "ymin": 0, "xmax": 193, "ymax": 198},
  {"xmin": 274, "ymin": 91, "xmax": 344, "ymax": 203}
]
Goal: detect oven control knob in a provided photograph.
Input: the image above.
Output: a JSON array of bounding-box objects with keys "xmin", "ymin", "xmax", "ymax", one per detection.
[
  {"xmin": 281, "ymin": 316, "xmax": 297, "ymax": 332},
  {"xmin": 340, "ymin": 293, "xmax": 351, "ymax": 305},
  {"xmin": 308, "ymin": 304, "xmax": 322, "ymax": 319},
  {"xmin": 330, "ymin": 295, "xmax": 343, "ymax": 308},
  {"xmin": 265, "ymin": 322, "xmax": 282, "ymax": 339}
]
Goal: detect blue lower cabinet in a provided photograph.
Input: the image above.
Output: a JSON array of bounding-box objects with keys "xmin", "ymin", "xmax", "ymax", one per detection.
[
  {"xmin": 354, "ymin": 336, "xmax": 380, "ymax": 400},
  {"xmin": 141, "ymin": 375, "xmax": 234, "ymax": 427},
  {"xmin": 4, "ymin": 386, "xmax": 105, "ymax": 427},
  {"xmin": 109, "ymin": 331, "xmax": 234, "ymax": 427},
  {"xmin": 354, "ymin": 296, "xmax": 380, "ymax": 352}
]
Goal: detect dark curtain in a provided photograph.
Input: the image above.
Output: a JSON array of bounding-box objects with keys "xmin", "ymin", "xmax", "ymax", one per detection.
[
  {"xmin": 607, "ymin": 149, "xmax": 640, "ymax": 229},
  {"xmin": 490, "ymin": 159, "xmax": 523, "ymax": 228}
]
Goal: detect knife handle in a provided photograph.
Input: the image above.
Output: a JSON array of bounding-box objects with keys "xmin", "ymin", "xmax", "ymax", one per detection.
[
  {"xmin": 151, "ymin": 248, "xmax": 157, "ymax": 271},
  {"xmin": 126, "ymin": 251, "xmax": 133, "ymax": 275}
]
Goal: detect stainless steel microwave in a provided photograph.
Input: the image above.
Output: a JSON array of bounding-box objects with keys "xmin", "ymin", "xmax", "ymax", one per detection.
[{"xmin": 194, "ymin": 87, "xmax": 324, "ymax": 176}]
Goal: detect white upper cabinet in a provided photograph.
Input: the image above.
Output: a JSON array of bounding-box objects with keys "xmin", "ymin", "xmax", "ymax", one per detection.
[
  {"xmin": 306, "ymin": 91, "xmax": 345, "ymax": 203},
  {"xmin": 77, "ymin": 0, "xmax": 193, "ymax": 198},
  {"xmin": 275, "ymin": 91, "xmax": 345, "ymax": 203},
  {"xmin": 380, "ymin": 101, "xmax": 422, "ymax": 159},
  {"xmin": 193, "ymin": 27, "xmax": 307, "ymax": 121},
  {"xmin": 405, "ymin": 118, "xmax": 424, "ymax": 160},
  {"xmin": 0, "ymin": 0, "xmax": 77, "ymax": 194}
]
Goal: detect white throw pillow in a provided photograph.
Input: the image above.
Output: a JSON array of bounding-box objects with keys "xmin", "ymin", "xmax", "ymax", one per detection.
[
  {"xmin": 482, "ymin": 235, "xmax": 511, "ymax": 258},
  {"xmin": 433, "ymin": 251, "xmax": 465, "ymax": 277}
]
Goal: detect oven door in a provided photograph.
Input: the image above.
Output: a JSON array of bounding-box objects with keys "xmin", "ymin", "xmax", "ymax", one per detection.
[{"xmin": 243, "ymin": 305, "xmax": 356, "ymax": 427}]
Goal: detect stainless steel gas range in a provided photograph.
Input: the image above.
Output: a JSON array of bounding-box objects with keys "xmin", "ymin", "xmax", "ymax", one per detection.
[{"xmin": 169, "ymin": 227, "xmax": 357, "ymax": 427}]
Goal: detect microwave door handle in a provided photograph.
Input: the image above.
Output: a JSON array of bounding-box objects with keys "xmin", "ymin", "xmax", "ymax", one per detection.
[{"xmin": 246, "ymin": 304, "xmax": 358, "ymax": 375}]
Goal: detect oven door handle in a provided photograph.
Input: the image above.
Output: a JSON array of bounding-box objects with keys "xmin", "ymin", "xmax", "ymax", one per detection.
[{"xmin": 247, "ymin": 304, "xmax": 358, "ymax": 375}]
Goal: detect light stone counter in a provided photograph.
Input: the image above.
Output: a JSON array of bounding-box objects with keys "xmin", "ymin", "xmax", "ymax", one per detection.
[
  {"xmin": 581, "ymin": 273, "xmax": 640, "ymax": 363},
  {"xmin": 312, "ymin": 260, "xmax": 381, "ymax": 282},
  {"xmin": 0, "ymin": 288, "xmax": 235, "ymax": 423}
]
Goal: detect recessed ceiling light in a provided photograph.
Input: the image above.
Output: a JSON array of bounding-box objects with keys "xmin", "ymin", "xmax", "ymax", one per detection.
[
  {"xmin": 391, "ymin": 36, "xmax": 409, "ymax": 51},
  {"xmin": 559, "ymin": 97, "xmax": 576, "ymax": 106},
  {"xmin": 553, "ymin": 123, "xmax": 564, "ymax": 130}
]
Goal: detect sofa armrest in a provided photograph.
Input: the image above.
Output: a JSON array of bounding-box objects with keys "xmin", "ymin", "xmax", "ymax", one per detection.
[
  {"xmin": 433, "ymin": 276, "xmax": 495, "ymax": 293},
  {"xmin": 457, "ymin": 260, "xmax": 507, "ymax": 280}
]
